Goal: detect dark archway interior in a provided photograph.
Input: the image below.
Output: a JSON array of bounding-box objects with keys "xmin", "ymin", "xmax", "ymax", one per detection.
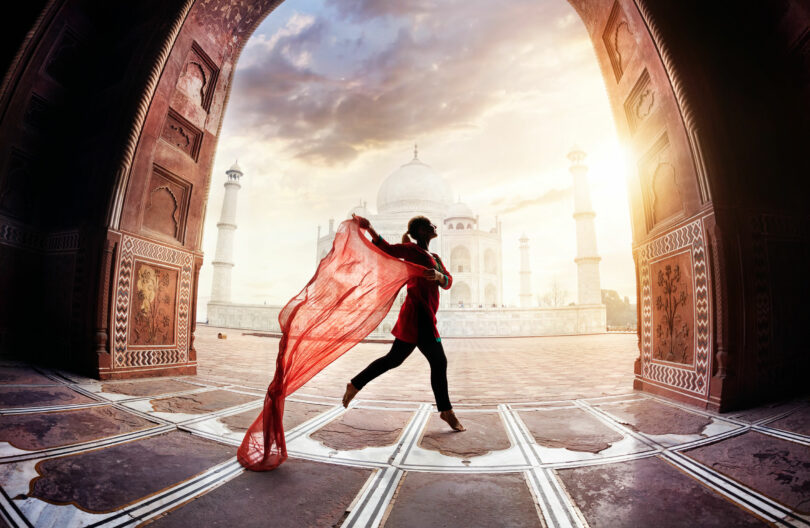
[{"xmin": 0, "ymin": 0, "xmax": 808, "ymax": 410}]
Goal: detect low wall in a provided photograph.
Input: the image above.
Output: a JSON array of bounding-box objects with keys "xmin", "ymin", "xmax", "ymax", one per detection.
[{"xmin": 207, "ymin": 302, "xmax": 606, "ymax": 338}]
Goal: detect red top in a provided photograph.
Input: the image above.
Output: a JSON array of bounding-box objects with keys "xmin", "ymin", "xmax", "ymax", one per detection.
[{"xmin": 374, "ymin": 237, "xmax": 453, "ymax": 344}]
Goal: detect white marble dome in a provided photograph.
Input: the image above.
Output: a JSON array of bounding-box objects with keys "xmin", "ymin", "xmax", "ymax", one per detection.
[
  {"xmin": 377, "ymin": 156, "xmax": 453, "ymax": 214},
  {"xmin": 447, "ymin": 201, "xmax": 474, "ymax": 220}
]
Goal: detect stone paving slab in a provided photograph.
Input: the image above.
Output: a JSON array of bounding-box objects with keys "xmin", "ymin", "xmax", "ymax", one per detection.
[
  {"xmin": 0, "ymin": 406, "xmax": 155, "ymax": 450},
  {"xmin": 220, "ymin": 400, "xmax": 329, "ymax": 433},
  {"xmin": 149, "ymin": 390, "xmax": 259, "ymax": 414},
  {"xmin": 557, "ymin": 456, "xmax": 768, "ymax": 527},
  {"xmin": 382, "ymin": 471, "xmax": 542, "ymax": 528},
  {"xmin": 0, "ymin": 386, "xmax": 95, "ymax": 408},
  {"xmin": 145, "ymin": 458, "xmax": 372, "ymax": 528},
  {"xmin": 419, "ymin": 412, "xmax": 510, "ymax": 459},
  {"xmin": 727, "ymin": 400, "xmax": 807, "ymax": 424},
  {"xmin": 685, "ymin": 431, "xmax": 810, "ymax": 513},
  {"xmin": 310, "ymin": 408, "xmax": 413, "ymax": 451},
  {"xmin": 100, "ymin": 379, "xmax": 200, "ymax": 397},
  {"xmin": 517, "ymin": 407, "xmax": 623, "ymax": 453},
  {"xmin": 0, "ymin": 367, "xmax": 57, "ymax": 385},
  {"xmin": 597, "ymin": 399, "xmax": 712, "ymax": 435},
  {"xmin": 766, "ymin": 406, "xmax": 810, "ymax": 437},
  {"xmin": 29, "ymin": 431, "xmax": 233, "ymax": 512}
]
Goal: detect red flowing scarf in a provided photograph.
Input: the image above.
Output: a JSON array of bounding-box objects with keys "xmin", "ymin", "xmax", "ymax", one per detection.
[{"xmin": 237, "ymin": 219, "xmax": 424, "ymax": 471}]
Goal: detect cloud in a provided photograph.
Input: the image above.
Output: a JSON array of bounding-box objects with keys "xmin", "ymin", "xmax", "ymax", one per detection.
[
  {"xmin": 324, "ymin": 0, "xmax": 443, "ymax": 22},
  {"xmin": 222, "ymin": 0, "xmax": 591, "ymax": 166},
  {"xmin": 494, "ymin": 186, "xmax": 573, "ymax": 214}
]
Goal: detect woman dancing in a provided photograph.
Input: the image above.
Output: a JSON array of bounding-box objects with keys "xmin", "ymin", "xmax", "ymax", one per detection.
[{"xmin": 344, "ymin": 214, "xmax": 465, "ymax": 432}]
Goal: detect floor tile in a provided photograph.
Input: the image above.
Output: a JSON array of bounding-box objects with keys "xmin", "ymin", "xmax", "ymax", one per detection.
[
  {"xmin": 149, "ymin": 390, "xmax": 258, "ymax": 414},
  {"xmin": 310, "ymin": 408, "xmax": 413, "ymax": 451},
  {"xmin": 0, "ymin": 367, "xmax": 57, "ymax": 385},
  {"xmin": 599, "ymin": 399, "xmax": 712, "ymax": 435},
  {"xmin": 146, "ymin": 458, "xmax": 372, "ymax": 528},
  {"xmin": 29, "ymin": 431, "xmax": 233, "ymax": 512},
  {"xmin": 518, "ymin": 407, "xmax": 623, "ymax": 453},
  {"xmin": 0, "ymin": 386, "xmax": 95, "ymax": 408},
  {"xmin": 419, "ymin": 412, "xmax": 509, "ymax": 458},
  {"xmin": 383, "ymin": 472, "xmax": 541, "ymax": 528},
  {"xmin": 766, "ymin": 407, "xmax": 810, "ymax": 437},
  {"xmin": 557, "ymin": 456, "xmax": 767, "ymax": 527},
  {"xmin": 100, "ymin": 379, "xmax": 199, "ymax": 397},
  {"xmin": 0, "ymin": 406, "xmax": 155, "ymax": 450},
  {"xmin": 686, "ymin": 431, "xmax": 810, "ymax": 513}
]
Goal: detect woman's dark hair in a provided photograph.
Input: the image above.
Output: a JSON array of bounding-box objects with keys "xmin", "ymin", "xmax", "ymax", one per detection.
[{"xmin": 402, "ymin": 216, "xmax": 432, "ymax": 244}]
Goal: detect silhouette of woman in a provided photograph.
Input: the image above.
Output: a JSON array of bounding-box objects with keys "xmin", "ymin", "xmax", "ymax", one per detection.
[{"xmin": 344, "ymin": 214, "xmax": 465, "ymax": 431}]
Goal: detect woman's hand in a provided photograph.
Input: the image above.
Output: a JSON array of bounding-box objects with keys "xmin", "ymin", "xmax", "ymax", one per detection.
[
  {"xmin": 423, "ymin": 268, "xmax": 446, "ymax": 285},
  {"xmin": 352, "ymin": 213, "xmax": 371, "ymax": 229}
]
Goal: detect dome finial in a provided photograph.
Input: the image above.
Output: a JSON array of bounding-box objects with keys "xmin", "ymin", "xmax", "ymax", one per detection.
[
  {"xmin": 227, "ymin": 159, "xmax": 243, "ymax": 180},
  {"xmin": 413, "ymin": 143, "xmax": 419, "ymax": 160}
]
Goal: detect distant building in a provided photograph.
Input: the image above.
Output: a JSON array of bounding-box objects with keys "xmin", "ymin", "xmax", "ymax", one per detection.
[
  {"xmin": 317, "ymin": 146, "xmax": 503, "ymax": 309},
  {"xmin": 208, "ymin": 148, "xmax": 606, "ymax": 337}
]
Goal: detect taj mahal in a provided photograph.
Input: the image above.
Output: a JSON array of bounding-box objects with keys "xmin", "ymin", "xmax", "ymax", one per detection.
[
  {"xmin": 207, "ymin": 147, "xmax": 606, "ymax": 337},
  {"xmin": 317, "ymin": 146, "xmax": 503, "ymax": 310}
]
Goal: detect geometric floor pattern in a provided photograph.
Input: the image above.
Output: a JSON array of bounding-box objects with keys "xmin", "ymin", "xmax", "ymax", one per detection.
[{"xmin": 0, "ymin": 327, "xmax": 808, "ymax": 527}]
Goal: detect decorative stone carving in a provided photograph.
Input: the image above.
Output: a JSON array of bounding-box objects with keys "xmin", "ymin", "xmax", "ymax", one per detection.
[
  {"xmin": 108, "ymin": 0, "xmax": 196, "ymax": 229},
  {"xmin": 176, "ymin": 42, "xmax": 219, "ymax": 111},
  {"xmin": 129, "ymin": 261, "xmax": 178, "ymax": 346},
  {"xmin": 602, "ymin": 1, "xmax": 636, "ymax": 81},
  {"xmin": 634, "ymin": 0, "xmax": 711, "ymax": 204},
  {"xmin": 112, "ymin": 234, "xmax": 192, "ymax": 369},
  {"xmin": 638, "ymin": 134, "xmax": 683, "ymax": 231},
  {"xmin": 651, "ymin": 253, "xmax": 693, "ymax": 365},
  {"xmin": 624, "ymin": 70, "xmax": 654, "ymax": 133},
  {"xmin": 160, "ymin": 108, "xmax": 202, "ymax": 160},
  {"xmin": 636, "ymin": 217, "xmax": 710, "ymax": 399},
  {"xmin": 142, "ymin": 165, "xmax": 190, "ymax": 243}
]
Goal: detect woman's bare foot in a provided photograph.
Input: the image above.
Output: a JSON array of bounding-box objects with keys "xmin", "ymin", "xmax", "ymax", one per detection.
[
  {"xmin": 342, "ymin": 382, "xmax": 359, "ymax": 408},
  {"xmin": 440, "ymin": 410, "xmax": 465, "ymax": 431}
]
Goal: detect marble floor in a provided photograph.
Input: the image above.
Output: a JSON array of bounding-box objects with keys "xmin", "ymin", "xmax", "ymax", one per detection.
[{"xmin": 0, "ymin": 325, "xmax": 808, "ymax": 527}]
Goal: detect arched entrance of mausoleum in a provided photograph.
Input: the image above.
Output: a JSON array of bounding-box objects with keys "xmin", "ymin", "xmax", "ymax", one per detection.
[{"xmin": 0, "ymin": 0, "xmax": 808, "ymax": 411}]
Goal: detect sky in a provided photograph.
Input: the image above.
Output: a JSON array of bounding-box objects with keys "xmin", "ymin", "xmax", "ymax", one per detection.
[{"xmin": 196, "ymin": 0, "xmax": 637, "ymax": 320}]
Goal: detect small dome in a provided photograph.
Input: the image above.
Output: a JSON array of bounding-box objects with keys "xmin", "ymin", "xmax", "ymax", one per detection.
[
  {"xmin": 376, "ymin": 153, "xmax": 452, "ymax": 214},
  {"xmin": 446, "ymin": 201, "xmax": 474, "ymax": 220},
  {"xmin": 347, "ymin": 200, "xmax": 368, "ymax": 219},
  {"xmin": 228, "ymin": 160, "xmax": 243, "ymax": 174}
]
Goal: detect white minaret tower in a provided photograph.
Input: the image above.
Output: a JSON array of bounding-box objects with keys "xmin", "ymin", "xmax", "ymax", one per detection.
[
  {"xmin": 519, "ymin": 233, "xmax": 532, "ymax": 307},
  {"xmin": 210, "ymin": 161, "xmax": 243, "ymax": 303},
  {"xmin": 568, "ymin": 147, "xmax": 602, "ymax": 305}
]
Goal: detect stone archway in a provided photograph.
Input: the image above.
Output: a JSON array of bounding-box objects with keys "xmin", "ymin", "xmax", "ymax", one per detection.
[
  {"xmin": 1, "ymin": 1, "xmax": 808, "ymax": 410},
  {"xmin": 484, "ymin": 283, "xmax": 497, "ymax": 307},
  {"xmin": 451, "ymin": 282, "xmax": 472, "ymax": 308},
  {"xmin": 450, "ymin": 246, "xmax": 472, "ymax": 273}
]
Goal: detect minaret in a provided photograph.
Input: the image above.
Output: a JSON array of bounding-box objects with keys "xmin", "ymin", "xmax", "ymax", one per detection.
[
  {"xmin": 210, "ymin": 161, "xmax": 243, "ymax": 303},
  {"xmin": 568, "ymin": 147, "xmax": 602, "ymax": 305},
  {"xmin": 519, "ymin": 233, "xmax": 532, "ymax": 307}
]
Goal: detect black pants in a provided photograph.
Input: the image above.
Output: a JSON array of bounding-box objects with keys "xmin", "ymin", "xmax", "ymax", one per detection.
[{"xmin": 351, "ymin": 337, "xmax": 452, "ymax": 412}]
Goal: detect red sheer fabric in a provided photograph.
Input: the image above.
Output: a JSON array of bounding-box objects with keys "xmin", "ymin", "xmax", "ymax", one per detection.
[{"xmin": 237, "ymin": 219, "xmax": 425, "ymax": 471}]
